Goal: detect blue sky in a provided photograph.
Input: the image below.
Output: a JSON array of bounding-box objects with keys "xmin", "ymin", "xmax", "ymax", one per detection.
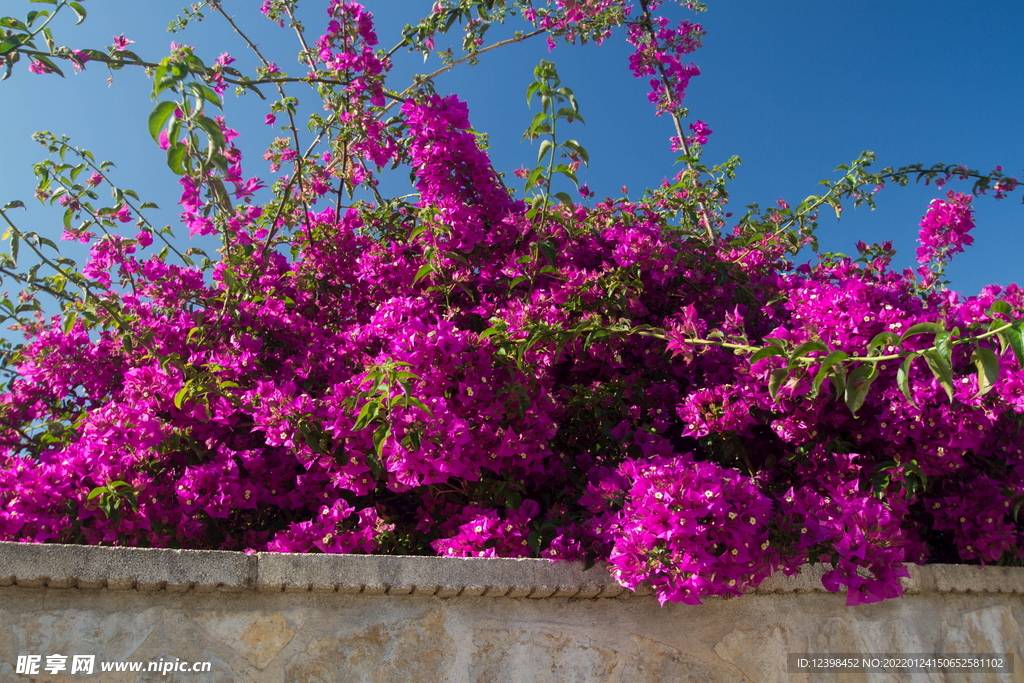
[{"xmin": 1, "ymin": 0, "xmax": 1023, "ymax": 302}]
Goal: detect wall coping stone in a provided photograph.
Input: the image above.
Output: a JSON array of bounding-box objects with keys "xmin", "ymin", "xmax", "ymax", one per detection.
[{"xmin": 2, "ymin": 540, "xmax": 1022, "ymax": 597}]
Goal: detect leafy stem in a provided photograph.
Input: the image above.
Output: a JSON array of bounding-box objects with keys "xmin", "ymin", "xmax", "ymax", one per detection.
[
  {"xmin": 636, "ymin": 0, "xmax": 714, "ymax": 240},
  {"xmin": 0, "ymin": 206, "xmax": 149, "ymax": 350}
]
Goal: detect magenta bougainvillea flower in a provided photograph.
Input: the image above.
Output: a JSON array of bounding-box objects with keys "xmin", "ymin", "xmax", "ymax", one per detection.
[{"xmin": 1, "ymin": 0, "xmax": 1023, "ymax": 610}]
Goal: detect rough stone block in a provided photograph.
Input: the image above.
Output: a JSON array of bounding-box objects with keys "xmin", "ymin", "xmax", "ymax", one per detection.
[
  {"xmin": 931, "ymin": 563, "xmax": 1022, "ymax": 593},
  {"xmin": 0, "ymin": 541, "xmax": 252, "ymax": 591}
]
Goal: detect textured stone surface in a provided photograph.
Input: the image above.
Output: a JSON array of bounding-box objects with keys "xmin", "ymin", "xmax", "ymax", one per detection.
[
  {"xmin": 0, "ymin": 541, "xmax": 253, "ymax": 591},
  {"xmin": 3, "ymin": 544, "xmax": 1024, "ymax": 681},
  {"xmin": 253, "ymin": 552, "xmax": 620, "ymax": 597},
  {"xmin": 2, "ymin": 588, "xmax": 1024, "ymax": 682}
]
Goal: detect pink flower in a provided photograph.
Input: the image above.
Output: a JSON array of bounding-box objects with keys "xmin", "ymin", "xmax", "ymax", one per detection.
[
  {"xmin": 135, "ymin": 231, "xmax": 153, "ymax": 247},
  {"xmin": 28, "ymin": 61, "xmax": 53, "ymax": 75},
  {"xmin": 112, "ymin": 34, "xmax": 134, "ymax": 51},
  {"xmin": 260, "ymin": 1, "xmax": 285, "ymax": 27},
  {"xmin": 71, "ymin": 50, "xmax": 90, "ymax": 72},
  {"xmin": 58, "ymin": 195, "xmax": 80, "ymax": 211},
  {"xmin": 915, "ymin": 191, "xmax": 975, "ymax": 265},
  {"xmin": 215, "ymin": 52, "xmax": 236, "ymax": 66},
  {"xmin": 265, "ymin": 113, "xmax": 277, "ymax": 126},
  {"xmin": 86, "ymin": 173, "xmax": 103, "ymax": 187},
  {"xmin": 158, "ymin": 130, "xmax": 171, "ymax": 150},
  {"xmin": 232, "ymin": 176, "xmax": 267, "ymax": 199},
  {"xmin": 687, "ymin": 120, "xmax": 712, "ymax": 146}
]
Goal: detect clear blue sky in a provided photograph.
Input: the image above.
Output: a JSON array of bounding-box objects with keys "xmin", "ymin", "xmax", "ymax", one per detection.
[{"xmin": 1, "ymin": 0, "xmax": 1023, "ymax": 301}]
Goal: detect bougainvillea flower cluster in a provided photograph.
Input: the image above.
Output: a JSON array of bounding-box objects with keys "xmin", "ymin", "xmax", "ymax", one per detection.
[{"xmin": 1, "ymin": 0, "xmax": 1024, "ymax": 608}]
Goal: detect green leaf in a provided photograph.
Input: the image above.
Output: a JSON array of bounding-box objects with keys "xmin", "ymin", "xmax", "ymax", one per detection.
[
  {"xmin": 188, "ymin": 81, "xmax": 223, "ymax": 109},
  {"xmin": 197, "ymin": 116, "xmax": 227, "ymax": 160},
  {"xmin": 207, "ymin": 177, "xmax": 232, "ymax": 213},
  {"xmin": 393, "ymin": 396, "xmax": 430, "ymax": 413},
  {"xmin": 0, "ymin": 18, "xmax": 27, "ymax": 31},
  {"xmin": 443, "ymin": 250, "xmax": 469, "ymax": 265},
  {"xmin": 3, "ymin": 200, "xmax": 25, "ymax": 210},
  {"xmin": 899, "ymin": 322, "xmax": 945, "ymax": 343},
  {"xmin": 525, "ymin": 80, "xmax": 541, "ymax": 106},
  {"xmin": 148, "ymin": 101, "xmax": 177, "ymax": 143},
  {"xmin": 166, "ymin": 142, "xmax": 187, "ymax": 176},
  {"xmin": 0, "ymin": 35, "xmax": 24, "ymax": 56},
  {"xmin": 867, "ymin": 331, "xmax": 900, "ymax": 356},
  {"xmin": 366, "ymin": 444, "xmax": 385, "ymax": 481},
  {"xmin": 998, "ymin": 323, "xmax": 1024, "ymax": 369},
  {"xmin": 787, "ymin": 340, "xmax": 829, "ymax": 366},
  {"xmin": 750, "ymin": 345, "xmax": 785, "ymax": 363},
  {"xmin": 561, "ymin": 139, "xmax": 589, "ymax": 165},
  {"xmin": 353, "ymin": 399, "xmax": 380, "ymax": 431},
  {"xmin": 971, "ymin": 346, "xmax": 999, "ymax": 398},
  {"xmin": 173, "ymin": 385, "xmax": 189, "ymax": 410},
  {"xmin": 934, "ymin": 328, "xmax": 957, "ymax": 366},
  {"xmin": 62, "ymin": 311, "xmax": 77, "ymax": 334},
  {"xmin": 844, "ymin": 362, "xmax": 879, "ymax": 416},
  {"xmin": 768, "ymin": 367, "xmax": 789, "ymax": 401},
  {"xmin": 922, "ymin": 349, "xmax": 954, "ymax": 402},
  {"xmin": 508, "ymin": 275, "xmax": 529, "ymax": 290},
  {"xmin": 553, "ymin": 164, "xmax": 577, "ymax": 184},
  {"xmin": 811, "ymin": 350, "xmax": 849, "ymax": 397},
  {"xmin": 33, "ymin": 55, "xmax": 64, "ymax": 77},
  {"xmin": 525, "ymin": 166, "xmax": 544, "ymax": 191},
  {"xmin": 412, "ymin": 263, "xmax": 433, "ymax": 285},
  {"xmin": 555, "ymin": 106, "xmax": 584, "ymax": 124},
  {"xmin": 537, "ymin": 138, "xmax": 553, "ymax": 165},
  {"xmin": 370, "ymin": 424, "xmax": 390, "ymax": 474},
  {"xmin": 538, "ymin": 240, "xmax": 557, "ymax": 267},
  {"xmin": 152, "ymin": 62, "xmax": 169, "ymax": 97},
  {"xmin": 526, "ymin": 110, "xmax": 549, "ymax": 136},
  {"xmin": 68, "ymin": 1, "xmax": 87, "ymax": 24},
  {"xmin": 478, "ymin": 327, "xmax": 500, "ymax": 340},
  {"xmin": 219, "ymin": 266, "xmax": 237, "ymax": 289},
  {"xmin": 989, "ymin": 300, "xmax": 1012, "ymax": 316}
]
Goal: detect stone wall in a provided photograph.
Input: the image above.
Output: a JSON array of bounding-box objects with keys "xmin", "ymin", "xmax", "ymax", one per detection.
[{"xmin": 1, "ymin": 541, "xmax": 1023, "ymax": 682}]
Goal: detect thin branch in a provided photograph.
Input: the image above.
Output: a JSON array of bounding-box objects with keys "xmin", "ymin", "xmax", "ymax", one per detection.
[
  {"xmin": 636, "ymin": 0, "xmax": 714, "ymax": 240},
  {"xmin": 380, "ymin": 28, "xmax": 546, "ymax": 116}
]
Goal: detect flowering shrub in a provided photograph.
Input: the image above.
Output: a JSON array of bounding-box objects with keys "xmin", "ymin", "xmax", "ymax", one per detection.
[{"xmin": 0, "ymin": 0, "xmax": 1023, "ymax": 607}]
